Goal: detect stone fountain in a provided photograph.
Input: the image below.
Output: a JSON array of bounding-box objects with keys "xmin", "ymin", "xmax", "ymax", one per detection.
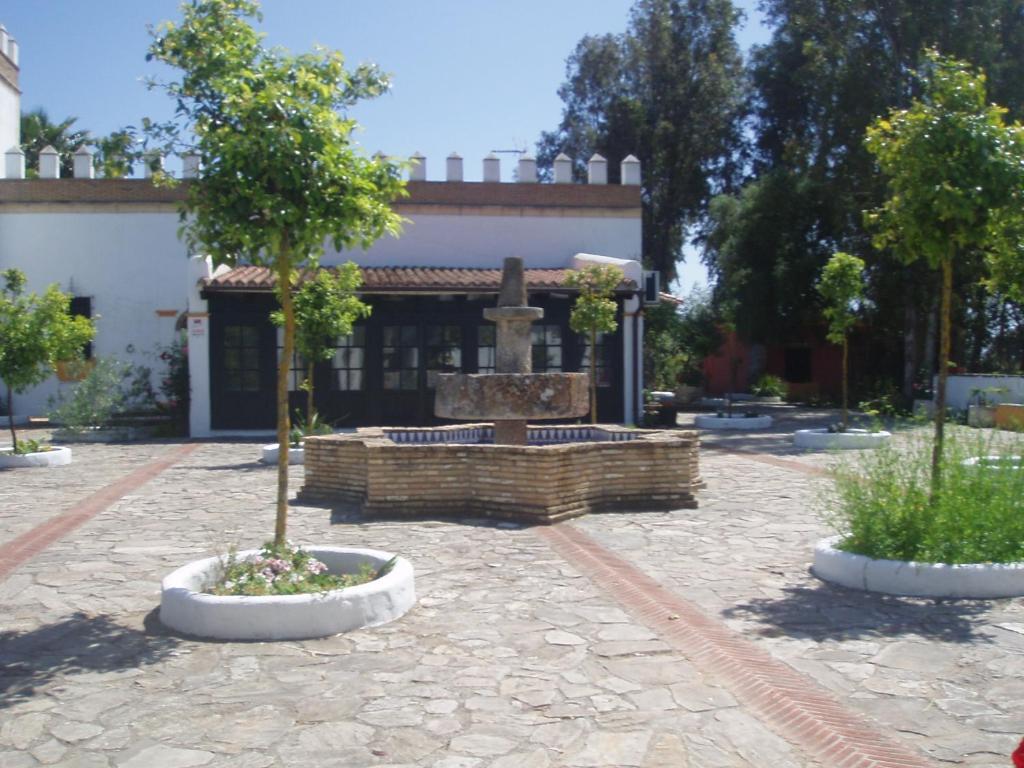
[
  {"xmin": 434, "ymin": 257, "xmax": 589, "ymax": 444},
  {"xmin": 299, "ymin": 257, "xmax": 704, "ymax": 524}
]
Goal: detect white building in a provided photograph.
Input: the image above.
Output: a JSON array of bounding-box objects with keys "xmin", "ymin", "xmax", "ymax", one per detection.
[{"xmin": 0, "ymin": 27, "xmax": 648, "ymax": 435}]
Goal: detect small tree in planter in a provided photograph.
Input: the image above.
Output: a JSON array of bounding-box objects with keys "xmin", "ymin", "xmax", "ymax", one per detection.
[
  {"xmin": 818, "ymin": 252, "xmax": 865, "ymax": 432},
  {"xmin": 148, "ymin": 0, "xmax": 405, "ymax": 547},
  {"xmin": 0, "ymin": 268, "xmax": 94, "ymax": 451},
  {"xmin": 273, "ymin": 264, "xmax": 371, "ymax": 437},
  {"xmin": 866, "ymin": 51, "xmax": 1024, "ymax": 490},
  {"xmin": 565, "ymin": 265, "xmax": 621, "ymax": 424}
]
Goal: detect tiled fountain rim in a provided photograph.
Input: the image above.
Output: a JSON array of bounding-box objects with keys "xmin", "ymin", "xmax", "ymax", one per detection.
[{"xmin": 380, "ymin": 423, "xmax": 663, "ymax": 446}]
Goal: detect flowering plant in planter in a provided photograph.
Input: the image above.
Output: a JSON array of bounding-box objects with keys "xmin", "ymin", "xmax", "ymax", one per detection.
[{"xmin": 208, "ymin": 541, "xmax": 396, "ymax": 597}]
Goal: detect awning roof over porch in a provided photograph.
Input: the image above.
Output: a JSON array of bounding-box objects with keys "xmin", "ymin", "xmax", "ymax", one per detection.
[{"xmin": 203, "ymin": 265, "xmax": 637, "ymax": 294}]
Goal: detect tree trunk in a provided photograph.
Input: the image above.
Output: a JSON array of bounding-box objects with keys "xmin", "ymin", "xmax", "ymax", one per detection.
[
  {"xmin": 931, "ymin": 256, "xmax": 953, "ymax": 496},
  {"xmin": 6, "ymin": 387, "xmax": 16, "ymax": 449},
  {"xmin": 923, "ymin": 289, "xmax": 938, "ymax": 383},
  {"xmin": 590, "ymin": 327, "xmax": 597, "ymax": 424},
  {"xmin": 902, "ymin": 271, "xmax": 917, "ymax": 402},
  {"xmin": 275, "ymin": 251, "xmax": 294, "ymax": 549},
  {"xmin": 306, "ymin": 361, "xmax": 315, "ymax": 427},
  {"xmin": 841, "ymin": 337, "xmax": 848, "ymax": 431}
]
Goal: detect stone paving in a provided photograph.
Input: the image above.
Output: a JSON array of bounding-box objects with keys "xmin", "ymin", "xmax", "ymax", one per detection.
[{"xmin": 0, "ymin": 416, "xmax": 1021, "ymax": 766}]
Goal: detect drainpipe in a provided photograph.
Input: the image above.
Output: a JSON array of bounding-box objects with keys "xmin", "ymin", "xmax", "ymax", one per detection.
[
  {"xmin": 636, "ymin": 307, "xmax": 644, "ymax": 424},
  {"xmin": 623, "ymin": 295, "xmax": 640, "ymax": 425}
]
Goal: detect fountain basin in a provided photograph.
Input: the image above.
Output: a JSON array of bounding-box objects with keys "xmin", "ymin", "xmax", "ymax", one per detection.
[
  {"xmin": 435, "ymin": 373, "xmax": 589, "ymax": 421},
  {"xmin": 299, "ymin": 424, "xmax": 702, "ymax": 524}
]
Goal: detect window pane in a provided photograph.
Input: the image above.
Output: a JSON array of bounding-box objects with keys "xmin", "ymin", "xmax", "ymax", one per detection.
[
  {"xmin": 242, "ymin": 326, "xmax": 259, "ymax": 347},
  {"xmin": 383, "ymin": 326, "xmax": 399, "ymax": 346},
  {"xmin": 348, "ymin": 348, "xmax": 364, "ymax": 368},
  {"xmin": 401, "ymin": 347, "xmax": 419, "ymax": 369},
  {"xmin": 242, "ymin": 370, "xmax": 260, "ymax": 391},
  {"xmin": 531, "ymin": 326, "xmax": 543, "ymax": 344},
  {"xmin": 242, "ymin": 347, "xmax": 260, "ymax": 370},
  {"xmin": 224, "ymin": 348, "xmax": 240, "ymax": 370},
  {"xmin": 546, "ymin": 326, "xmax": 562, "ymax": 345},
  {"xmin": 401, "ymin": 325, "xmax": 417, "ymax": 345},
  {"xmin": 383, "ymin": 350, "xmax": 399, "ymax": 370},
  {"xmin": 547, "ymin": 348, "xmax": 562, "ymax": 369},
  {"xmin": 478, "ymin": 326, "xmax": 494, "ymax": 346},
  {"xmin": 348, "ymin": 370, "xmax": 364, "ymax": 390},
  {"xmin": 478, "ymin": 348, "xmax": 495, "ymax": 370},
  {"xmin": 226, "ymin": 372, "xmax": 241, "ymax": 392},
  {"xmin": 427, "ymin": 370, "xmax": 439, "ymax": 389},
  {"xmin": 352, "ymin": 326, "xmax": 365, "ymax": 346},
  {"xmin": 427, "ymin": 326, "xmax": 442, "ymax": 345},
  {"xmin": 225, "ymin": 326, "xmax": 240, "ymax": 346},
  {"xmin": 383, "ymin": 371, "xmax": 401, "ymax": 390},
  {"xmin": 401, "ymin": 370, "xmax": 418, "ymax": 390}
]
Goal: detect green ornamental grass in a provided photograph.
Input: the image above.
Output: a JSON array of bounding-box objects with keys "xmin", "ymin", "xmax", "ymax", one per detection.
[{"xmin": 827, "ymin": 430, "xmax": 1024, "ymax": 565}]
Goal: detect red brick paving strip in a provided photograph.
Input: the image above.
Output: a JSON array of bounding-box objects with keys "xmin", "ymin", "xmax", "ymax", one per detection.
[
  {"xmin": 538, "ymin": 523, "xmax": 935, "ymax": 768},
  {"xmin": 0, "ymin": 443, "xmax": 201, "ymax": 583},
  {"xmin": 702, "ymin": 444, "xmax": 831, "ymax": 477}
]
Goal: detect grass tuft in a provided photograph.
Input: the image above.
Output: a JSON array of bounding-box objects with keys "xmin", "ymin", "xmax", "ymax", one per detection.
[{"xmin": 826, "ymin": 429, "xmax": 1024, "ymax": 564}]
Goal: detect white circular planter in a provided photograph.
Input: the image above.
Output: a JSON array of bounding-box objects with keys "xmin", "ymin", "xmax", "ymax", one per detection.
[
  {"xmin": 694, "ymin": 414, "xmax": 773, "ymax": 430},
  {"xmin": 160, "ymin": 546, "xmax": 416, "ymax": 641},
  {"xmin": 962, "ymin": 455, "xmax": 1022, "ymax": 470},
  {"xmin": 794, "ymin": 428, "xmax": 891, "ymax": 450},
  {"xmin": 0, "ymin": 445, "xmax": 72, "ymax": 468},
  {"xmin": 813, "ymin": 535, "xmax": 1024, "ymax": 598},
  {"xmin": 260, "ymin": 443, "xmax": 305, "ymax": 465}
]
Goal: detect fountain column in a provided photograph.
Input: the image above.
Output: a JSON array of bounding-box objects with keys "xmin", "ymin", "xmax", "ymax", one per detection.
[
  {"xmin": 434, "ymin": 256, "xmax": 590, "ymax": 445},
  {"xmin": 483, "ymin": 259, "xmax": 543, "ymax": 445}
]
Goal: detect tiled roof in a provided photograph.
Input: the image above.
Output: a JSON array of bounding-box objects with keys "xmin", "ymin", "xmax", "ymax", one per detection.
[{"xmin": 204, "ymin": 265, "xmax": 636, "ymax": 293}]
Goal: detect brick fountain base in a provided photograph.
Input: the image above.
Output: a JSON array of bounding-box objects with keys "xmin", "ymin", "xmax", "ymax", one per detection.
[{"xmin": 298, "ymin": 424, "xmax": 702, "ymax": 524}]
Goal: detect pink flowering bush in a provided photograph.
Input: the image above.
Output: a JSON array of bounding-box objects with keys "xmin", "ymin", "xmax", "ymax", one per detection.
[{"xmin": 207, "ymin": 541, "xmax": 388, "ymax": 596}]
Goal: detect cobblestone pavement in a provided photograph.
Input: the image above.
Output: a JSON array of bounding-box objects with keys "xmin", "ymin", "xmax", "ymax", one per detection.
[{"xmin": 0, "ymin": 418, "xmax": 1021, "ymax": 766}]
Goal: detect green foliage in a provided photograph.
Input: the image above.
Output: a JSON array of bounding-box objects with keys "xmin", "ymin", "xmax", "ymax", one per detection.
[
  {"xmin": 565, "ymin": 265, "xmax": 621, "ymax": 337},
  {"xmin": 147, "ymin": 0, "xmax": 406, "ymax": 268},
  {"xmin": 539, "ymin": 0, "xmax": 747, "ymax": 282},
  {"xmin": 565, "ymin": 265, "xmax": 622, "ymax": 423},
  {"xmin": 91, "ymin": 128, "xmax": 138, "ymax": 179},
  {"xmin": 207, "ymin": 541, "xmax": 382, "ymax": 597},
  {"xmin": 275, "ymin": 265, "xmax": 371, "ymax": 365},
  {"xmin": 828, "ymin": 429, "xmax": 1024, "ymax": 564},
  {"xmin": 158, "ymin": 332, "xmax": 190, "ymax": 429},
  {"xmin": 865, "ymin": 52, "xmax": 1024, "ymax": 271},
  {"xmin": 48, "ymin": 358, "xmax": 157, "ymax": 432},
  {"xmin": 20, "ymin": 108, "xmax": 88, "ymax": 177},
  {"xmin": 0, "ymin": 269, "xmax": 95, "ymax": 446},
  {"xmin": 751, "ymin": 374, "xmax": 785, "ymax": 398},
  {"xmin": 7, "ymin": 438, "xmax": 46, "ymax": 456},
  {"xmin": 644, "ymin": 288, "xmax": 722, "ymax": 389},
  {"xmin": 288, "ymin": 409, "xmax": 332, "ymax": 447},
  {"xmin": 818, "ymin": 252, "xmax": 865, "ymax": 345},
  {"xmin": 146, "ymin": 0, "xmax": 405, "ymax": 547}
]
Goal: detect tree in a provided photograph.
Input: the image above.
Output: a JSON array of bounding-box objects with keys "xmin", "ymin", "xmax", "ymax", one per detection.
[
  {"xmin": 818, "ymin": 252, "xmax": 865, "ymax": 431},
  {"xmin": 147, "ymin": 0, "xmax": 405, "ymax": 547},
  {"xmin": 273, "ymin": 265, "xmax": 371, "ymax": 427},
  {"xmin": 20, "ymin": 109, "xmax": 88, "ymax": 177},
  {"xmin": 0, "ymin": 269, "xmax": 94, "ymax": 449},
  {"xmin": 565, "ymin": 265, "xmax": 622, "ymax": 423},
  {"xmin": 539, "ymin": 0, "xmax": 747, "ymax": 283},
  {"xmin": 92, "ymin": 129, "xmax": 138, "ymax": 179},
  {"xmin": 709, "ymin": 0, "xmax": 1024, "ymax": 397},
  {"xmin": 865, "ymin": 51, "xmax": 1024, "ymax": 487}
]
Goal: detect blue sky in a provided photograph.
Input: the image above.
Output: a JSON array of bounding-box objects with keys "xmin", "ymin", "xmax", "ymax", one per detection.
[{"xmin": 3, "ymin": 0, "xmax": 770, "ymax": 287}]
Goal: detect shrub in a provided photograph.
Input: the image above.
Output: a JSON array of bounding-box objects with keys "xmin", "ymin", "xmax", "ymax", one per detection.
[
  {"xmin": 48, "ymin": 358, "xmax": 156, "ymax": 431},
  {"xmin": 827, "ymin": 429, "xmax": 1024, "ymax": 564},
  {"xmin": 752, "ymin": 374, "xmax": 786, "ymax": 398},
  {"xmin": 206, "ymin": 541, "xmax": 393, "ymax": 597}
]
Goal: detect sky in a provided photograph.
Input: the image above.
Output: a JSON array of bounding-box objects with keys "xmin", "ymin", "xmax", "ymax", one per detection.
[{"xmin": 2, "ymin": 0, "xmax": 771, "ymax": 290}]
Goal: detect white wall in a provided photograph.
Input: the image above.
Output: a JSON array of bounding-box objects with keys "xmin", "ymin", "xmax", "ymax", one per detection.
[
  {"xmin": 0, "ymin": 77, "xmax": 18, "ymax": 177},
  {"xmin": 935, "ymin": 374, "xmax": 1024, "ymax": 411},
  {"xmin": 0, "ymin": 211, "xmax": 189, "ymax": 417},
  {"xmin": 326, "ymin": 212, "xmax": 642, "ymax": 269}
]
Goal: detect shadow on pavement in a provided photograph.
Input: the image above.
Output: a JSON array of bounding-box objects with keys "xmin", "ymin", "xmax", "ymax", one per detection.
[
  {"xmin": 721, "ymin": 582, "xmax": 994, "ymax": 644},
  {"xmin": 0, "ymin": 611, "xmax": 181, "ymax": 709}
]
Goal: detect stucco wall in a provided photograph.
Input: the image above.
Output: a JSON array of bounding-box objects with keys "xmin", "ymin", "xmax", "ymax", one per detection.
[
  {"xmin": 0, "ymin": 77, "xmax": 18, "ymax": 175},
  {"xmin": 327, "ymin": 212, "xmax": 641, "ymax": 268},
  {"xmin": 0, "ymin": 211, "xmax": 189, "ymax": 417}
]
